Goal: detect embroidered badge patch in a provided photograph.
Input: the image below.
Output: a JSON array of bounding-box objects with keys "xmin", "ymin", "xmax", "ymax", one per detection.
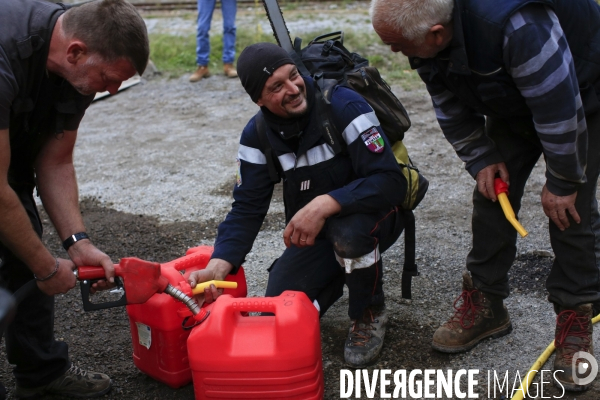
[
  {"xmin": 361, "ymin": 127, "xmax": 385, "ymax": 153},
  {"xmin": 236, "ymin": 158, "xmax": 242, "ymax": 186}
]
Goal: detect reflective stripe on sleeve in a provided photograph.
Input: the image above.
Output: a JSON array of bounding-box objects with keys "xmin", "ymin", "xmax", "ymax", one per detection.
[
  {"xmin": 238, "ymin": 144, "xmax": 267, "ymax": 165},
  {"xmin": 342, "ymin": 111, "xmax": 380, "ymax": 145}
]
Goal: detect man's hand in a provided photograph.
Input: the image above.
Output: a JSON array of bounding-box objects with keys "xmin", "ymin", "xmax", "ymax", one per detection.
[
  {"xmin": 283, "ymin": 195, "xmax": 341, "ymax": 248},
  {"xmin": 68, "ymin": 239, "xmax": 114, "ymax": 281},
  {"xmin": 36, "ymin": 258, "xmax": 77, "ymax": 295},
  {"xmin": 188, "ymin": 258, "xmax": 233, "ymax": 306},
  {"xmin": 541, "ymin": 184, "xmax": 580, "ymax": 231},
  {"xmin": 475, "ymin": 162, "xmax": 510, "ymax": 201},
  {"xmin": 67, "ymin": 239, "xmax": 115, "ymax": 293}
]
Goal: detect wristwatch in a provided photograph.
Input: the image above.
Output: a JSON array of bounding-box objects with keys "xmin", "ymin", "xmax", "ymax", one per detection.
[{"xmin": 62, "ymin": 232, "xmax": 90, "ymax": 251}]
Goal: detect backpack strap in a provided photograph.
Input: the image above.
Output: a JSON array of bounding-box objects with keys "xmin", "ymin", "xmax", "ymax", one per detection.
[
  {"xmin": 401, "ymin": 210, "xmax": 419, "ymax": 300},
  {"xmin": 291, "ymin": 37, "xmax": 312, "ymax": 77},
  {"xmin": 313, "ymin": 76, "xmax": 345, "ymax": 155},
  {"xmin": 255, "ymin": 111, "xmax": 282, "ymax": 184}
]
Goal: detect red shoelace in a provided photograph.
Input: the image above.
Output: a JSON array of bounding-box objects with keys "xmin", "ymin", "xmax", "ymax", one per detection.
[
  {"xmin": 555, "ymin": 309, "xmax": 591, "ymax": 362},
  {"xmin": 349, "ymin": 310, "xmax": 376, "ymax": 347},
  {"xmin": 448, "ymin": 289, "xmax": 485, "ymax": 329}
]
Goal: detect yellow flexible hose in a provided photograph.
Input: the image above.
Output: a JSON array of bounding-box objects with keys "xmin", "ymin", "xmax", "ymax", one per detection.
[
  {"xmin": 497, "ymin": 192, "xmax": 528, "ymax": 237},
  {"xmin": 511, "ymin": 313, "xmax": 600, "ymax": 400}
]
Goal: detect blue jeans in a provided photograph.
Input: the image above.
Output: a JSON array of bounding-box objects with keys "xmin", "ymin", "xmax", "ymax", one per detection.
[{"xmin": 195, "ymin": 0, "xmax": 237, "ymax": 66}]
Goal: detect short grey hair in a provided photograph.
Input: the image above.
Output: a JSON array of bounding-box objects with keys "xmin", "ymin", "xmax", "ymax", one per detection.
[{"xmin": 370, "ymin": 0, "xmax": 454, "ymax": 43}]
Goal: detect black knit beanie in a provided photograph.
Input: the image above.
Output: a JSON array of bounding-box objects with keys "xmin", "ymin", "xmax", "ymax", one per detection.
[{"xmin": 237, "ymin": 42, "xmax": 295, "ymax": 103}]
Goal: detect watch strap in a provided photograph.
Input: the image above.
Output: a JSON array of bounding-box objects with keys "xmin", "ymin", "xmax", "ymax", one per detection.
[{"xmin": 62, "ymin": 232, "xmax": 90, "ymax": 251}]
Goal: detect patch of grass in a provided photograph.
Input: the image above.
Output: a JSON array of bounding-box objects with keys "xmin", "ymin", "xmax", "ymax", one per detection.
[
  {"xmin": 149, "ymin": 28, "xmax": 275, "ymax": 78},
  {"xmin": 336, "ymin": 30, "xmax": 423, "ymax": 90},
  {"xmin": 149, "ymin": 28, "xmax": 423, "ymax": 90},
  {"xmin": 148, "ymin": 33, "xmax": 196, "ymax": 78},
  {"xmin": 281, "ymin": 1, "xmax": 300, "ymax": 11}
]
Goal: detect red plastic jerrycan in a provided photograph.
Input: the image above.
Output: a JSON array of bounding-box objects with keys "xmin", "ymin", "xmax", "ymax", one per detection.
[
  {"xmin": 126, "ymin": 246, "xmax": 247, "ymax": 388},
  {"xmin": 188, "ymin": 291, "xmax": 324, "ymax": 399}
]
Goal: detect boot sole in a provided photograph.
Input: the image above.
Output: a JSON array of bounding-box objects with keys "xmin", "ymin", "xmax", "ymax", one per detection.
[
  {"xmin": 344, "ymin": 343, "xmax": 384, "ymax": 368},
  {"xmin": 431, "ymin": 321, "xmax": 513, "ymax": 354},
  {"xmin": 189, "ymin": 74, "xmax": 211, "ymax": 82},
  {"xmin": 15, "ymin": 380, "xmax": 112, "ymax": 399}
]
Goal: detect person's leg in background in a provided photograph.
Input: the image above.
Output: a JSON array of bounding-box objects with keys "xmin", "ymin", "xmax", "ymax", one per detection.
[
  {"xmin": 190, "ymin": 0, "xmax": 216, "ymax": 82},
  {"xmin": 221, "ymin": 0, "xmax": 238, "ymax": 77}
]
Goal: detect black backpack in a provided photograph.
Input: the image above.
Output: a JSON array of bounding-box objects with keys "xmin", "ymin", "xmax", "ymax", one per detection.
[{"xmin": 255, "ymin": 31, "xmax": 424, "ymax": 299}]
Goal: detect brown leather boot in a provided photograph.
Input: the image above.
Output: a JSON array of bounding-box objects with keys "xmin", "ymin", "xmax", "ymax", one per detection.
[
  {"xmin": 189, "ymin": 65, "xmax": 210, "ymax": 82},
  {"xmin": 553, "ymin": 303, "xmax": 594, "ymax": 391},
  {"xmin": 223, "ymin": 63, "xmax": 238, "ymax": 78},
  {"xmin": 432, "ymin": 272, "xmax": 512, "ymax": 353}
]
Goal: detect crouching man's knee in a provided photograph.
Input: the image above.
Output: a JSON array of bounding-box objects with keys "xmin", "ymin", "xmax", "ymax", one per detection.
[{"xmin": 327, "ymin": 216, "xmax": 380, "ymax": 273}]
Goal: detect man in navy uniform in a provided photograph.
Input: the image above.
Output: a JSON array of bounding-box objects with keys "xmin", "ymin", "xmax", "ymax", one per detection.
[{"xmin": 189, "ymin": 42, "xmax": 408, "ymax": 367}]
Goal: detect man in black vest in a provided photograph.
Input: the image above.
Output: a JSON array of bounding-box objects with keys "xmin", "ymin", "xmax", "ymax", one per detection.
[
  {"xmin": 371, "ymin": 0, "xmax": 600, "ymax": 391},
  {"xmin": 0, "ymin": 0, "xmax": 148, "ymax": 397}
]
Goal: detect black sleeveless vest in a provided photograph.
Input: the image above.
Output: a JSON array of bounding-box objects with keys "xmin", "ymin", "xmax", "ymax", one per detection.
[{"xmin": 2, "ymin": 0, "xmax": 91, "ymax": 186}]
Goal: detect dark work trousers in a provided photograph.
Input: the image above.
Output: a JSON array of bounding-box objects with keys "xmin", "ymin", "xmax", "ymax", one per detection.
[
  {"xmin": 467, "ymin": 112, "xmax": 600, "ymax": 309},
  {"xmin": 0, "ymin": 185, "xmax": 70, "ymax": 388},
  {"xmin": 265, "ymin": 206, "xmax": 405, "ymax": 320}
]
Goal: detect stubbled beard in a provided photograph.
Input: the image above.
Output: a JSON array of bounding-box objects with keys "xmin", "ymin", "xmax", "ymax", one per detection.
[
  {"xmin": 66, "ymin": 56, "xmax": 100, "ymax": 96},
  {"xmin": 283, "ymin": 93, "xmax": 307, "ymax": 118}
]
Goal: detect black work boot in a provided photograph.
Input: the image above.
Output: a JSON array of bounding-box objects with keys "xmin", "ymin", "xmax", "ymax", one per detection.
[
  {"xmin": 344, "ymin": 304, "xmax": 387, "ymax": 367},
  {"xmin": 553, "ymin": 303, "xmax": 595, "ymax": 392},
  {"xmin": 432, "ymin": 272, "xmax": 512, "ymax": 353}
]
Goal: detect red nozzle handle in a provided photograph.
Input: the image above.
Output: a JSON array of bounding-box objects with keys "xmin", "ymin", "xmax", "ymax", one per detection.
[
  {"xmin": 77, "ymin": 265, "xmax": 117, "ymax": 280},
  {"xmin": 494, "ymin": 177, "xmax": 508, "ymax": 196}
]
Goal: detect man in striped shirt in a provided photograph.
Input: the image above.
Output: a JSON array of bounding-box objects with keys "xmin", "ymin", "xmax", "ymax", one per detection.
[{"xmin": 371, "ymin": 0, "xmax": 600, "ymax": 391}]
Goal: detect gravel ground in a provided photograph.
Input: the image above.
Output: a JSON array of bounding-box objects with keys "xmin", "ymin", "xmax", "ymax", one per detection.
[{"xmin": 1, "ymin": 2, "xmax": 599, "ymax": 399}]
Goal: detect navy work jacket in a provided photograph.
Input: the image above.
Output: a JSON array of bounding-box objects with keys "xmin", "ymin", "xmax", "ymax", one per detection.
[{"xmin": 212, "ymin": 79, "xmax": 407, "ymax": 271}]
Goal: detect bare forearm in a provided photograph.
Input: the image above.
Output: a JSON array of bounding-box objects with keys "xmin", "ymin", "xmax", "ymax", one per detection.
[
  {"xmin": 35, "ymin": 129, "xmax": 85, "ymax": 240},
  {"xmin": 0, "ymin": 128, "xmax": 55, "ymax": 276},
  {"xmin": 0, "ymin": 129, "xmax": 78, "ymax": 294},
  {"xmin": 0, "ymin": 184, "xmax": 56, "ymax": 276},
  {"xmin": 36, "ymin": 161, "xmax": 85, "ymax": 239},
  {"xmin": 34, "ymin": 130, "xmax": 114, "ymax": 282}
]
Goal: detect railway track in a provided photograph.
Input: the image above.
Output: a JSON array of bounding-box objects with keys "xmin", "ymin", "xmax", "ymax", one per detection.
[
  {"xmin": 133, "ymin": 0, "xmax": 270, "ymax": 11},
  {"xmin": 134, "ymin": 1, "xmax": 198, "ymax": 11},
  {"xmin": 132, "ymin": 0, "xmax": 344, "ymax": 12}
]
